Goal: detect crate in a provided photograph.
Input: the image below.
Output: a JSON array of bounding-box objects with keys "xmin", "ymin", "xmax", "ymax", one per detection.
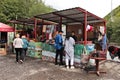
[{"xmin": 0, "ymin": 48, "xmax": 6, "ymax": 55}]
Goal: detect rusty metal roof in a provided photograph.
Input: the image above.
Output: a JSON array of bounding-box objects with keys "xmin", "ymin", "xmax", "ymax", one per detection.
[
  {"xmin": 9, "ymin": 18, "xmax": 57, "ymax": 26},
  {"xmin": 34, "ymin": 7, "xmax": 105, "ymax": 25}
]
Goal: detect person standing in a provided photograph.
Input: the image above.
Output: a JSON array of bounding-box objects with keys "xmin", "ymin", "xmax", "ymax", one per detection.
[
  {"xmin": 64, "ymin": 32, "xmax": 75, "ymax": 69},
  {"xmin": 101, "ymin": 33, "xmax": 107, "ymax": 52},
  {"xmin": 13, "ymin": 34, "xmax": 24, "ymax": 63},
  {"xmin": 54, "ymin": 30, "xmax": 64, "ymax": 65},
  {"xmin": 21, "ymin": 35, "xmax": 29, "ymax": 61},
  {"xmin": 71, "ymin": 31, "xmax": 77, "ymax": 42}
]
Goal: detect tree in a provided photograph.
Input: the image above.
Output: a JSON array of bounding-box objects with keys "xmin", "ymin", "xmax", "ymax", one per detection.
[
  {"xmin": 0, "ymin": 0, "xmax": 54, "ymax": 23},
  {"xmin": 28, "ymin": 0, "xmax": 54, "ymax": 17},
  {"xmin": 105, "ymin": 6, "xmax": 120, "ymax": 44},
  {"xmin": 110, "ymin": 17, "xmax": 120, "ymax": 43}
]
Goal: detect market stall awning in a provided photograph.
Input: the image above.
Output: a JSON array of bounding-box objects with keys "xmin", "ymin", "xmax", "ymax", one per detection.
[
  {"xmin": 9, "ymin": 18, "xmax": 57, "ymax": 26},
  {"xmin": 34, "ymin": 7, "xmax": 106, "ymax": 25},
  {"xmin": 0, "ymin": 22, "xmax": 14, "ymax": 32}
]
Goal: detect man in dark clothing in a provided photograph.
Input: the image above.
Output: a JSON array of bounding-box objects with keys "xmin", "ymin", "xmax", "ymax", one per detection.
[
  {"xmin": 54, "ymin": 30, "xmax": 64, "ymax": 65},
  {"xmin": 71, "ymin": 31, "xmax": 77, "ymax": 42}
]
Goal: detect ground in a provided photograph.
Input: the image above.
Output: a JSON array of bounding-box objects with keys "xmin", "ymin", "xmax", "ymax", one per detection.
[{"xmin": 0, "ymin": 54, "xmax": 120, "ymax": 80}]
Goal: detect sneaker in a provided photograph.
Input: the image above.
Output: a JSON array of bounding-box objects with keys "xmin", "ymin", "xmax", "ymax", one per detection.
[
  {"xmin": 70, "ymin": 66, "xmax": 75, "ymax": 69},
  {"xmin": 66, "ymin": 66, "xmax": 69, "ymax": 69},
  {"xmin": 19, "ymin": 60, "xmax": 23, "ymax": 63}
]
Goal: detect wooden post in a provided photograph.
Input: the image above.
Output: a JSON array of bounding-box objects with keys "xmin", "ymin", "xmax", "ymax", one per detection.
[
  {"xmin": 42, "ymin": 19, "xmax": 44, "ymax": 40},
  {"xmin": 34, "ymin": 18, "xmax": 37, "ymax": 41},
  {"xmin": 84, "ymin": 11, "xmax": 87, "ymax": 45},
  {"xmin": 59, "ymin": 17, "xmax": 62, "ymax": 31},
  {"xmin": 14, "ymin": 23, "xmax": 16, "ymax": 38},
  {"xmin": 104, "ymin": 21, "xmax": 106, "ymax": 33}
]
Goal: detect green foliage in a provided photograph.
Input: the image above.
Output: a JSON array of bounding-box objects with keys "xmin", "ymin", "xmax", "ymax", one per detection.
[
  {"xmin": 0, "ymin": 13, "xmax": 8, "ymax": 22},
  {"xmin": 105, "ymin": 5, "xmax": 120, "ymax": 43},
  {"xmin": 0, "ymin": 0, "xmax": 54, "ymax": 23},
  {"xmin": 28, "ymin": 0, "xmax": 54, "ymax": 17},
  {"xmin": 105, "ymin": 5, "xmax": 120, "ymax": 21},
  {"xmin": 110, "ymin": 17, "xmax": 120, "ymax": 43},
  {"xmin": 0, "ymin": 0, "xmax": 27, "ymax": 21}
]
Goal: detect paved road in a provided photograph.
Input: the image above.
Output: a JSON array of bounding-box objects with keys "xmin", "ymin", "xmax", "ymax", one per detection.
[{"xmin": 0, "ymin": 54, "xmax": 120, "ymax": 80}]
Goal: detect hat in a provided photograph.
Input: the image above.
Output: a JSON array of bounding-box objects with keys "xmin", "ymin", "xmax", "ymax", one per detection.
[{"xmin": 58, "ymin": 30, "xmax": 63, "ymax": 33}]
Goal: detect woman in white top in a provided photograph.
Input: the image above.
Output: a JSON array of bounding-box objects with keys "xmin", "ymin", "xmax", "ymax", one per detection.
[
  {"xmin": 64, "ymin": 32, "xmax": 75, "ymax": 69},
  {"xmin": 13, "ymin": 34, "xmax": 24, "ymax": 63}
]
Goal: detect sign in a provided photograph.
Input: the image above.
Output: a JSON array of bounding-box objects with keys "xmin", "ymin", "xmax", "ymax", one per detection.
[{"xmin": 27, "ymin": 42, "xmax": 42, "ymax": 58}]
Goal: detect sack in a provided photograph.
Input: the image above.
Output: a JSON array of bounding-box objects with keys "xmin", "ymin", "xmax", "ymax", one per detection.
[{"xmin": 80, "ymin": 54, "xmax": 89, "ymax": 64}]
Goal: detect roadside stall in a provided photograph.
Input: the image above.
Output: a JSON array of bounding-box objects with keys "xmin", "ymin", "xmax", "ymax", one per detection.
[
  {"xmin": 0, "ymin": 22, "xmax": 14, "ymax": 55},
  {"xmin": 34, "ymin": 7, "xmax": 107, "ymax": 76},
  {"xmin": 10, "ymin": 7, "xmax": 107, "ymax": 66},
  {"xmin": 9, "ymin": 18, "xmax": 58, "ymax": 58},
  {"xmin": 9, "ymin": 7, "xmax": 107, "ymax": 75},
  {"xmin": 34, "ymin": 7, "xmax": 106, "ymax": 62}
]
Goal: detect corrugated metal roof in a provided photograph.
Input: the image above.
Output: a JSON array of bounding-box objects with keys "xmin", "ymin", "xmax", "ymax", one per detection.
[
  {"xmin": 9, "ymin": 18, "xmax": 57, "ymax": 26},
  {"xmin": 35, "ymin": 7, "xmax": 105, "ymax": 25}
]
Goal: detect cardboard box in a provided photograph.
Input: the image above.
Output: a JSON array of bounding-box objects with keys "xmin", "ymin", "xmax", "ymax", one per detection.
[{"xmin": 0, "ymin": 48, "xmax": 6, "ymax": 55}]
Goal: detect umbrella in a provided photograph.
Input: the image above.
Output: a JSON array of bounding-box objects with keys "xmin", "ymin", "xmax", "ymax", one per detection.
[{"xmin": 0, "ymin": 22, "xmax": 14, "ymax": 32}]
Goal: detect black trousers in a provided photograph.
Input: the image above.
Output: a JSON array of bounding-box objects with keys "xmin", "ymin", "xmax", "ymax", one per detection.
[
  {"xmin": 55, "ymin": 47, "xmax": 64, "ymax": 65},
  {"xmin": 23, "ymin": 48, "xmax": 27, "ymax": 56},
  {"xmin": 15, "ymin": 48, "xmax": 23, "ymax": 62},
  {"xmin": 22, "ymin": 48, "xmax": 28, "ymax": 60}
]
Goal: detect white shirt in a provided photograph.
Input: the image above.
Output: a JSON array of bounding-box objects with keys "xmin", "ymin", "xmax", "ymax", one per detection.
[
  {"xmin": 13, "ymin": 38, "xmax": 23, "ymax": 48},
  {"xmin": 64, "ymin": 37, "xmax": 75, "ymax": 52}
]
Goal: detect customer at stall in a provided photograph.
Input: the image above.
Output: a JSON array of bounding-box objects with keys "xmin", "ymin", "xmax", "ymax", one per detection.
[
  {"xmin": 64, "ymin": 32, "xmax": 75, "ymax": 69},
  {"xmin": 71, "ymin": 31, "xmax": 77, "ymax": 42},
  {"xmin": 13, "ymin": 34, "xmax": 24, "ymax": 63},
  {"xmin": 101, "ymin": 33, "xmax": 107, "ymax": 52},
  {"xmin": 22, "ymin": 35, "xmax": 29, "ymax": 61},
  {"xmin": 40, "ymin": 33, "xmax": 46, "ymax": 42},
  {"xmin": 54, "ymin": 30, "xmax": 64, "ymax": 66}
]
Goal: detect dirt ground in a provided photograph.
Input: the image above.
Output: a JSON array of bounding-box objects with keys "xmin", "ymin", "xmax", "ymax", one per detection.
[{"xmin": 0, "ymin": 54, "xmax": 120, "ymax": 80}]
